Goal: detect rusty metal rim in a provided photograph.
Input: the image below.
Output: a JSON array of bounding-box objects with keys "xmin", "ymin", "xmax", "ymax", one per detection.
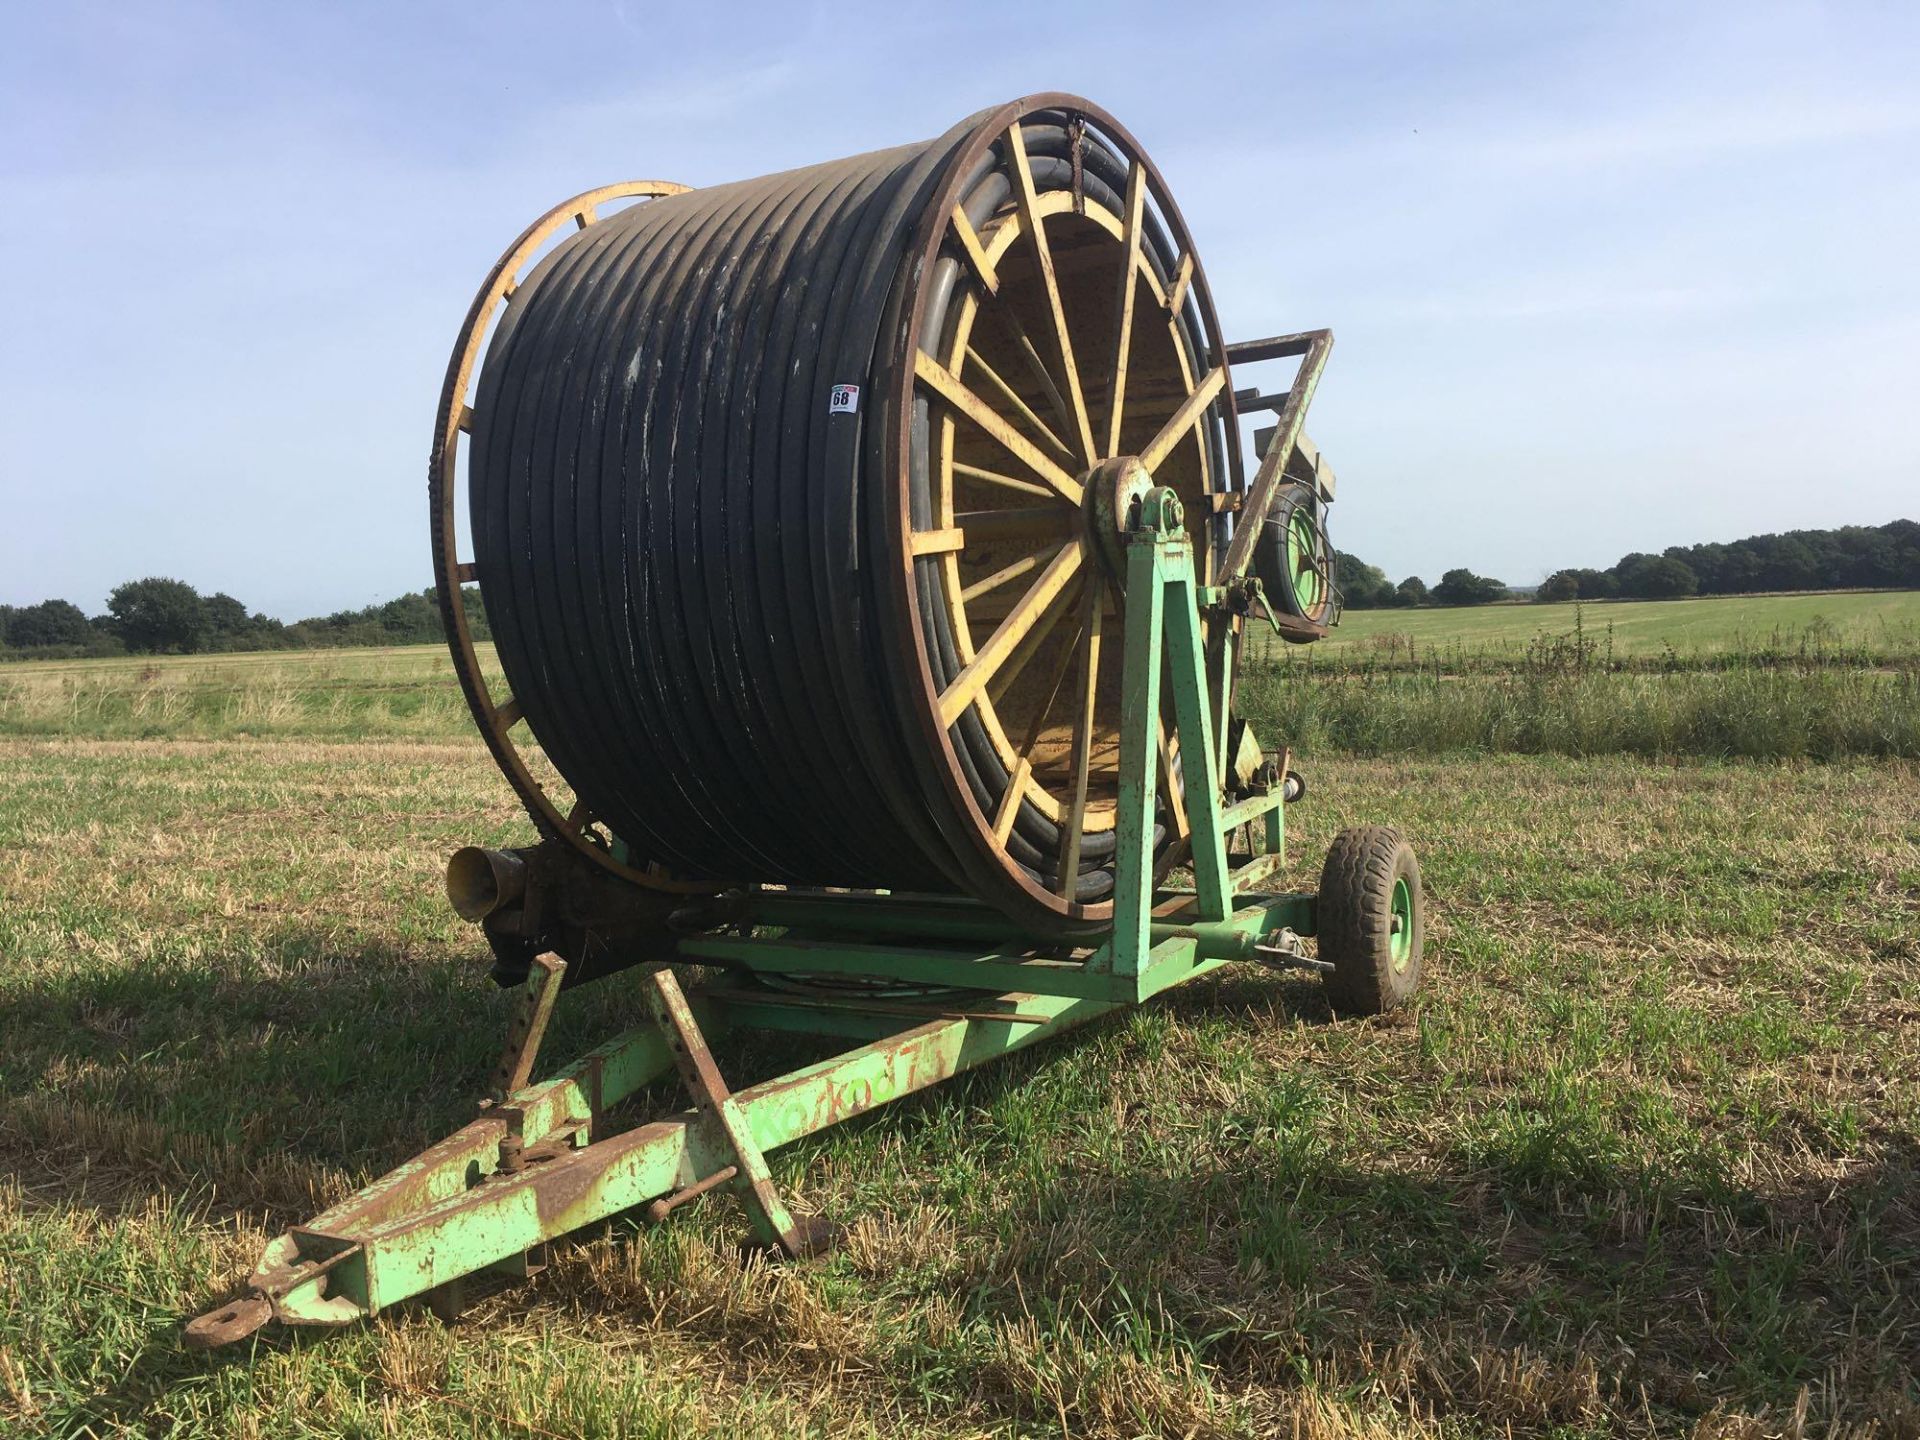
[
  {"xmin": 881, "ymin": 94, "xmax": 1243, "ymax": 932},
  {"xmin": 905, "ymin": 118, "xmax": 1218, "ymax": 906},
  {"xmin": 429, "ymin": 180, "xmax": 721, "ymax": 895}
]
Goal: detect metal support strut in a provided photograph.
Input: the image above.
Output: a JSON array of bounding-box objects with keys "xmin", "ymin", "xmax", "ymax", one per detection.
[{"xmin": 641, "ymin": 966, "xmax": 834, "ymax": 1257}]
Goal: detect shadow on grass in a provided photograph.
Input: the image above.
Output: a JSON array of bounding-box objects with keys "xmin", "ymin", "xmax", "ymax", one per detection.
[
  {"xmin": 789, "ymin": 1039, "xmax": 1920, "ymax": 1431},
  {"xmin": 0, "ymin": 925, "xmax": 662, "ymax": 1215},
  {"xmin": 9, "ymin": 948, "xmax": 1917, "ymax": 1433},
  {"xmin": 1, "ymin": 922, "xmax": 1176, "ymax": 1223}
]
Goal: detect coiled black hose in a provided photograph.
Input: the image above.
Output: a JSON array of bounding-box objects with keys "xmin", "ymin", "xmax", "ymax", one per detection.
[{"xmin": 469, "ymin": 100, "xmax": 1227, "ymax": 926}]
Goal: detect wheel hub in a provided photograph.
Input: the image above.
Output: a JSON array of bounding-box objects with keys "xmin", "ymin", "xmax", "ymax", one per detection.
[
  {"xmin": 1084, "ymin": 454, "xmax": 1154, "ymax": 581},
  {"xmin": 1389, "ymin": 876, "xmax": 1413, "ymax": 971}
]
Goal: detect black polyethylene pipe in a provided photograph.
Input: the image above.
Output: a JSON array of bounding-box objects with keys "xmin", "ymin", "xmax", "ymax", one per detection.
[{"xmin": 470, "ymin": 104, "xmax": 1216, "ymax": 918}]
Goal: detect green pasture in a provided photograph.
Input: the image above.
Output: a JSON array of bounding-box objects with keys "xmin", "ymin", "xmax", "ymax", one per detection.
[{"xmin": 1317, "ymin": 589, "xmax": 1920, "ymax": 662}]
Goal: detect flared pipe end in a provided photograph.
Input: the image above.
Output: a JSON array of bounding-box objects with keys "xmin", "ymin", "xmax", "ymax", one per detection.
[{"xmin": 447, "ymin": 846, "xmax": 527, "ymax": 922}]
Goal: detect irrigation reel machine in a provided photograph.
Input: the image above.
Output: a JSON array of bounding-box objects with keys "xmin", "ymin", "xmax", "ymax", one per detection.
[{"xmin": 188, "ymin": 95, "xmax": 1424, "ymax": 1347}]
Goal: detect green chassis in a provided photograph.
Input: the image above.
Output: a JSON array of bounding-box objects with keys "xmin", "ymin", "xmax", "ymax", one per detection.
[{"xmin": 186, "ymin": 490, "xmax": 1339, "ymax": 1345}]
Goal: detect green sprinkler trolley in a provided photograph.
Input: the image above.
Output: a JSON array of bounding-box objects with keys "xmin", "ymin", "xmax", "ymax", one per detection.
[{"xmin": 187, "ymin": 95, "xmax": 1423, "ymax": 1348}]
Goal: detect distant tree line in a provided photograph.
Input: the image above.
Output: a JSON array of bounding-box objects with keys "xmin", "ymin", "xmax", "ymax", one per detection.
[
  {"xmin": 8, "ymin": 516, "xmax": 1918, "ymax": 651},
  {"xmin": 0, "ymin": 579, "xmax": 489, "ymax": 659},
  {"xmin": 1534, "ymin": 520, "xmax": 1920, "ymax": 603},
  {"xmin": 1337, "ymin": 518, "xmax": 1919, "ymax": 610},
  {"xmin": 1336, "ymin": 554, "xmax": 1509, "ymax": 610}
]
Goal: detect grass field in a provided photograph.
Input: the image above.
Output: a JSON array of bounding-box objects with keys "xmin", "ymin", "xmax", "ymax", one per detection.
[
  {"xmin": 2, "ymin": 604, "xmax": 1918, "ymax": 1436},
  {"xmin": 0, "ymin": 646, "xmax": 499, "ymax": 741},
  {"xmin": 7, "ymin": 591, "xmax": 1917, "ymax": 762},
  {"xmin": 1316, "ymin": 590, "xmax": 1920, "ymax": 665}
]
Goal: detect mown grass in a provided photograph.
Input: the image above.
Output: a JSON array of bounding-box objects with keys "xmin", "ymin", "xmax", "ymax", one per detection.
[{"xmin": 3, "ymin": 731, "xmax": 1917, "ymax": 1436}]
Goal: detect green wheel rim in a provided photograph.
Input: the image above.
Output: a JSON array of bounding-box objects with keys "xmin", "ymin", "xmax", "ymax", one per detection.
[
  {"xmin": 1389, "ymin": 876, "xmax": 1413, "ymax": 970},
  {"xmin": 1286, "ymin": 506, "xmax": 1325, "ymax": 616}
]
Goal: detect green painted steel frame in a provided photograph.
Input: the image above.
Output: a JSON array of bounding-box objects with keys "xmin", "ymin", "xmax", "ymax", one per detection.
[
  {"xmin": 255, "ymin": 988, "xmax": 1113, "ymax": 1325},
  {"xmin": 212, "ymin": 504, "xmax": 1312, "ymax": 1335},
  {"xmin": 688, "ymin": 506, "xmax": 1303, "ymax": 1003}
]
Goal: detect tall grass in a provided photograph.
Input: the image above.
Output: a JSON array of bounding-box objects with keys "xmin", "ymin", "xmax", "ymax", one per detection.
[
  {"xmin": 1240, "ymin": 605, "xmax": 1920, "ymax": 760},
  {"xmin": 1240, "ymin": 663, "xmax": 1920, "ymax": 760},
  {"xmin": 1316, "ymin": 588, "xmax": 1920, "ymax": 665},
  {"xmin": 1261, "ymin": 604, "xmax": 1920, "ymax": 675},
  {"xmin": 6, "ymin": 634, "xmax": 1916, "ymax": 760},
  {"xmin": 0, "ymin": 650, "xmax": 494, "ymax": 740}
]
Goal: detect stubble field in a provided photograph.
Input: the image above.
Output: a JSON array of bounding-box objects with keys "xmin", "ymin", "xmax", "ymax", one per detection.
[{"xmin": 2, "ymin": 606, "xmax": 1917, "ymax": 1436}]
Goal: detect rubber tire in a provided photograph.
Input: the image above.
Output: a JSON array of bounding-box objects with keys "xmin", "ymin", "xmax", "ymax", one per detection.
[
  {"xmin": 1318, "ymin": 826, "xmax": 1422, "ymax": 1016},
  {"xmin": 1255, "ymin": 482, "xmax": 1334, "ymax": 642}
]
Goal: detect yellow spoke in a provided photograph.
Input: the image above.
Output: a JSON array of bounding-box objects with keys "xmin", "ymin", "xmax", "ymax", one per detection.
[
  {"xmin": 1156, "ymin": 719, "xmax": 1189, "ymax": 839},
  {"xmin": 1106, "ymin": 162, "xmax": 1146, "ymax": 458},
  {"xmin": 1006, "ymin": 122, "xmax": 1098, "ymax": 467},
  {"xmin": 992, "ymin": 621, "xmax": 1080, "ymax": 844},
  {"xmin": 1057, "ymin": 579, "xmax": 1106, "ymax": 892},
  {"xmin": 1165, "ymin": 252, "xmax": 1194, "ymax": 315},
  {"xmin": 953, "ymin": 461, "xmax": 1056, "ymax": 500},
  {"xmin": 1138, "ymin": 366, "xmax": 1226, "ymax": 474},
  {"xmin": 987, "ymin": 573, "xmax": 1083, "ymax": 706},
  {"xmin": 961, "ymin": 549, "xmax": 1047, "ymax": 602},
  {"xmin": 950, "ymin": 205, "xmax": 998, "ymax": 295},
  {"xmin": 987, "ymin": 301, "xmax": 1077, "ymax": 443},
  {"xmin": 909, "ymin": 527, "xmax": 967, "ymax": 556},
  {"xmin": 938, "ymin": 541, "xmax": 1085, "ymax": 726},
  {"xmin": 915, "ymin": 350, "xmax": 1084, "ymax": 505},
  {"xmin": 964, "ymin": 345, "xmax": 1076, "ymax": 466}
]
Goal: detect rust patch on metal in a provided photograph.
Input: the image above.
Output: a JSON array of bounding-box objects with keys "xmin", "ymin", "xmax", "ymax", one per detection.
[
  {"xmin": 645, "ymin": 1164, "xmax": 738, "ymax": 1223},
  {"xmin": 183, "ymin": 1294, "xmax": 272, "ymax": 1349}
]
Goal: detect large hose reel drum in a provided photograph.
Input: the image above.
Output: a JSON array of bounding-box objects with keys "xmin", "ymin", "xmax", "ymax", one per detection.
[{"xmin": 431, "ymin": 95, "xmax": 1301, "ymax": 936}]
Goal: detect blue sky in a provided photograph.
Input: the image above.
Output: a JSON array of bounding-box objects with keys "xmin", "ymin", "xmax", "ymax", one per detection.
[{"xmin": 3, "ymin": 1, "xmax": 1915, "ymax": 618}]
